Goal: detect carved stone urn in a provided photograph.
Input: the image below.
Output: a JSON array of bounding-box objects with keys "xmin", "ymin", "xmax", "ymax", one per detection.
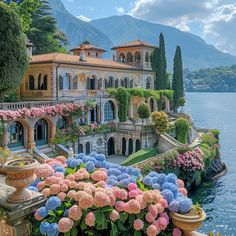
[{"xmin": 4, "ymin": 158, "xmax": 39, "ymax": 203}]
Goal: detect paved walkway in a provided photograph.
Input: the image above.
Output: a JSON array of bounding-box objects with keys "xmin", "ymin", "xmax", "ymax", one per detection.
[{"xmin": 107, "ymin": 155, "xmax": 126, "ymax": 165}]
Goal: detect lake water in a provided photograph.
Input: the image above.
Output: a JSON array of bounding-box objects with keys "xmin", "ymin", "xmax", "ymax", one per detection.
[{"xmin": 185, "ymin": 93, "xmax": 236, "ymax": 235}]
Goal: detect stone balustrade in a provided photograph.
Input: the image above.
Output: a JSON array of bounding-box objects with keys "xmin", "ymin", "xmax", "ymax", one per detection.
[{"xmin": 61, "ymin": 90, "xmax": 110, "ymax": 99}]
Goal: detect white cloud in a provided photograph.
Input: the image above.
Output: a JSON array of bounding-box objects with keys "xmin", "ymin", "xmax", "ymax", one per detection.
[
  {"xmin": 115, "ymin": 7, "xmax": 125, "ymax": 14},
  {"xmin": 76, "ymin": 15, "xmax": 91, "ymax": 22}
]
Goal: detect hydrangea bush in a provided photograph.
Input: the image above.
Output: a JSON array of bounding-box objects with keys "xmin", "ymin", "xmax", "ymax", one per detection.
[{"xmin": 29, "ymin": 152, "xmax": 193, "ymax": 236}]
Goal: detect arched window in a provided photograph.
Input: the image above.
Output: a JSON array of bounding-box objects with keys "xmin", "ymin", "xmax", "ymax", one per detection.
[
  {"xmin": 130, "ymin": 80, "xmax": 134, "ymax": 88},
  {"xmin": 104, "ymin": 101, "xmax": 115, "ymax": 121},
  {"xmin": 134, "ymin": 52, "xmax": 141, "ymax": 63},
  {"xmin": 145, "ymin": 52, "xmax": 150, "ymax": 62},
  {"xmin": 86, "ymin": 142, "xmax": 90, "ymax": 155},
  {"xmin": 127, "ymin": 52, "xmax": 133, "ymax": 63},
  {"xmin": 38, "ymin": 74, "xmax": 47, "ymax": 90},
  {"xmin": 124, "ymin": 77, "xmax": 129, "ymax": 88},
  {"xmin": 146, "ymin": 77, "xmax": 151, "ymax": 89},
  {"xmin": 98, "ymin": 78, "xmax": 103, "ymax": 90},
  {"xmin": 65, "ymin": 73, "xmax": 71, "ymax": 90},
  {"xmin": 87, "ymin": 75, "xmax": 96, "ymax": 90},
  {"xmin": 107, "ymin": 137, "xmax": 115, "ymax": 156},
  {"xmin": 59, "ymin": 75, "xmax": 63, "ymax": 90},
  {"xmin": 150, "ymin": 98, "xmax": 154, "ymax": 112},
  {"xmin": 29, "ymin": 75, "xmax": 35, "ymax": 90},
  {"xmin": 56, "ymin": 117, "xmax": 68, "ymax": 130},
  {"xmin": 78, "ymin": 143, "xmax": 83, "ymax": 154},
  {"xmin": 107, "ymin": 76, "xmax": 114, "ymax": 88},
  {"xmin": 73, "ymin": 76, "xmax": 78, "ymax": 90},
  {"xmin": 135, "ymin": 139, "xmax": 141, "ymax": 152},
  {"xmin": 8, "ymin": 122, "xmax": 24, "ymax": 148},
  {"xmin": 104, "ymin": 79, "xmax": 108, "ymax": 89},
  {"xmin": 122, "ymin": 137, "xmax": 126, "ymax": 155},
  {"xmin": 115, "ymin": 79, "xmax": 119, "ymax": 88},
  {"xmin": 128, "ymin": 138, "xmax": 133, "ymax": 155},
  {"xmin": 120, "ymin": 79, "xmax": 125, "ymax": 87},
  {"xmin": 119, "ymin": 53, "xmax": 126, "ymax": 63}
]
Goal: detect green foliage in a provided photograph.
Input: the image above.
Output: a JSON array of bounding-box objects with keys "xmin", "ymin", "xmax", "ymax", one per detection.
[
  {"xmin": 210, "ymin": 129, "xmax": 220, "ymax": 141},
  {"xmin": 174, "ymin": 118, "xmax": 190, "ymax": 144},
  {"xmin": 201, "ymin": 133, "xmax": 217, "ymax": 147},
  {"xmin": 151, "ymin": 111, "xmax": 169, "ymax": 134},
  {"xmin": 27, "ymin": 0, "xmax": 68, "ymax": 54},
  {"xmin": 178, "ymin": 97, "xmax": 185, "ymax": 107},
  {"xmin": 177, "ymin": 145, "xmax": 193, "ymax": 154},
  {"xmin": 172, "ymin": 45, "xmax": 184, "ymax": 111},
  {"xmin": 2, "ymin": 89, "xmax": 19, "ymax": 102},
  {"xmin": 137, "ymin": 103, "xmax": 150, "ymax": 119},
  {"xmin": 0, "ymin": 2, "xmax": 28, "ymax": 101},
  {"xmin": 122, "ymin": 148, "xmax": 157, "ymax": 166},
  {"xmin": 185, "ymin": 65, "xmax": 236, "ymax": 92}
]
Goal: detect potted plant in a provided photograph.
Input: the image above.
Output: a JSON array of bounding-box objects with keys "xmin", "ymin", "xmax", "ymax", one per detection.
[
  {"xmin": 170, "ymin": 204, "xmax": 206, "ymax": 234},
  {"xmin": 4, "ymin": 158, "xmax": 39, "ymax": 203}
]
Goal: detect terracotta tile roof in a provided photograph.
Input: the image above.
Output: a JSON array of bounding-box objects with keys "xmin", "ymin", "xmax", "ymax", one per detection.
[
  {"xmin": 71, "ymin": 43, "xmax": 106, "ymax": 52},
  {"xmin": 31, "ymin": 53, "xmax": 139, "ymax": 70},
  {"xmin": 111, "ymin": 40, "xmax": 158, "ymax": 50}
]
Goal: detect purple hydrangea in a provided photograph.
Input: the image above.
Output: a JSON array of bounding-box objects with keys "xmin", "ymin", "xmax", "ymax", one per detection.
[
  {"xmin": 178, "ymin": 197, "xmax": 193, "ymax": 213},
  {"xmin": 46, "ymin": 197, "xmax": 61, "ymax": 210},
  {"xmin": 161, "ymin": 182, "xmax": 178, "ymax": 198},
  {"xmin": 161, "ymin": 189, "xmax": 174, "ymax": 203},
  {"xmin": 47, "ymin": 223, "xmax": 58, "ymax": 236},
  {"xmin": 40, "ymin": 221, "xmax": 50, "ymax": 235},
  {"xmin": 167, "ymin": 173, "xmax": 177, "ymax": 184},
  {"xmin": 85, "ymin": 161, "xmax": 95, "ymax": 172},
  {"xmin": 169, "ymin": 200, "xmax": 180, "ymax": 212},
  {"xmin": 37, "ymin": 206, "xmax": 48, "ymax": 218},
  {"xmin": 142, "ymin": 176, "xmax": 153, "ymax": 186}
]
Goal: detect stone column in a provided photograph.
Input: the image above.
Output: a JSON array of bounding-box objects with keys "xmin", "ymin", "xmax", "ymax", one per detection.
[
  {"xmin": 27, "ymin": 127, "xmax": 35, "ymax": 150},
  {"xmin": 165, "ymin": 97, "xmax": 170, "ymax": 112},
  {"xmin": 125, "ymin": 138, "xmax": 129, "ymax": 156},
  {"xmin": 49, "ymin": 123, "xmax": 56, "ymax": 144},
  {"xmin": 3, "ymin": 123, "xmax": 9, "ymax": 149}
]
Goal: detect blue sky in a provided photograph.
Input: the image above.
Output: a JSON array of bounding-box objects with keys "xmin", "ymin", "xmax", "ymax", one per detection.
[{"xmin": 62, "ymin": 0, "xmax": 236, "ymax": 56}]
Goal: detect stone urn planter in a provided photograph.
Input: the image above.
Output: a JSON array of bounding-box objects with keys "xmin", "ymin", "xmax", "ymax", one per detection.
[
  {"xmin": 4, "ymin": 158, "xmax": 39, "ymax": 203},
  {"xmin": 170, "ymin": 206, "xmax": 206, "ymax": 235}
]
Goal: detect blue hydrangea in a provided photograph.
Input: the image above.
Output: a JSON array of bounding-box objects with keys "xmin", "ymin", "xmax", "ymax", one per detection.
[
  {"xmin": 85, "ymin": 161, "xmax": 95, "ymax": 172},
  {"xmin": 117, "ymin": 173, "xmax": 129, "ymax": 181},
  {"xmin": 27, "ymin": 186, "xmax": 38, "ymax": 192},
  {"xmin": 178, "ymin": 197, "xmax": 193, "ymax": 213},
  {"xmin": 40, "ymin": 221, "xmax": 50, "ymax": 235},
  {"xmin": 177, "ymin": 192, "xmax": 184, "ymax": 198},
  {"xmin": 46, "ymin": 197, "xmax": 61, "ymax": 210},
  {"xmin": 94, "ymin": 160, "xmax": 103, "ymax": 168},
  {"xmin": 119, "ymin": 166, "xmax": 128, "ymax": 173},
  {"xmin": 108, "ymin": 168, "xmax": 122, "ymax": 176},
  {"xmin": 109, "ymin": 175, "xmax": 117, "ymax": 180},
  {"xmin": 30, "ymin": 178, "xmax": 41, "ymax": 187},
  {"xmin": 107, "ymin": 179, "xmax": 119, "ymax": 186},
  {"xmin": 82, "ymin": 156, "xmax": 89, "ymax": 162},
  {"xmin": 90, "ymin": 152, "xmax": 97, "ymax": 157},
  {"xmin": 119, "ymin": 179, "xmax": 130, "ymax": 187},
  {"xmin": 63, "ymin": 208, "xmax": 69, "ymax": 217},
  {"xmin": 130, "ymin": 168, "xmax": 141, "ymax": 177},
  {"xmin": 169, "ymin": 200, "xmax": 180, "ymax": 212},
  {"xmin": 148, "ymin": 171, "xmax": 159, "ymax": 177},
  {"xmin": 66, "ymin": 157, "xmax": 80, "ymax": 168},
  {"xmin": 152, "ymin": 183, "xmax": 161, "ymax": 190},
  {"xmin": 86, "ymin": 156, "xmax": 96, "ymax": 163},
  {"xmin": 47, "ymin": 223, "xmax": 58, "ymax": 236},
  {"xmin": 37, "ymin": 206, "xmax": 48, "ymax": 218},
  {"xmin": 142, "ymin": 176, "xmax": 153, "ymax": 186},
  {"xmin": 127, "ymin": 177, "xmax": 136, "ymax": 183},
  {"xmin": 95, "ymin": 154, "xmax": 106, "ymax": 162},
  {"xmin": 102, "ymin": 161, "xmax": 109, "ymax": 169},
  {"xmin": 161, "ymin": 189, "xmax": 174, "ymax": 203},
  {"xmin": 161, "ymin": 182, "xmax": 178, "ymax": 198},
  {"xmin": 156, "ymin": 174, "xmax": 167, "ymax": 185},
  {"xmin": 54, "ymin": 165, "xmax": 66, "ymax": 173},
  {"xmin": 167, "ymin": 173, "xmax": 177, "ymax": 184},
  {"xmin": 75, "ymin": 153, "xmax": 85, "ymax": 160}
]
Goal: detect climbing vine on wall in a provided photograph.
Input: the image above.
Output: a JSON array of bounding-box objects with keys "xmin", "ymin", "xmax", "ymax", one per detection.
[{"xmin": 174, "ymin": 117, "xmax": 190, "ymax": 144}]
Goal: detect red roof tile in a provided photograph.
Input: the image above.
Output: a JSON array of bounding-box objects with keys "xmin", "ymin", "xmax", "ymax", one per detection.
[{"xmin": 111, "ymin": 40, "xmax": 158, "ymax": 50}]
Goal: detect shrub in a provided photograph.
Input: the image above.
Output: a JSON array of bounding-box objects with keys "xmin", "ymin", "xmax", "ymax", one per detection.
[
  {"xmin": 178, "ymin": 97, "xmax": 185, "ymax": 107},
  {"xmin": 201, "ymin": 133, "xmax": 217, "ymax": 146},
  {"xmin": 137, "ymin": 102, "xmax": 150, "ymax": 120},
  {"xmin": 0, "ymin": 2, "xmax": 28, "ymax": 101},
  {"xmin": 151, "ymin": 111, "xmax": 169, "ymax": 134},
  {"xmin": 175, "ymin": 118, "xmax": 190, "ymax": 144},
  {"xmin": 122, "ymin": 147, "xmax": 157, "ymax": 166}
]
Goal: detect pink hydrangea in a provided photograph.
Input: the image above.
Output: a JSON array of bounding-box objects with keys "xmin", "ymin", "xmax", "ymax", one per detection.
[
  {"xmin": 58, "ymin": 218, "xmax": 74, "ymax": 233},
  {"xmin": 145, "ymin": 212, "xmax": 155, "ymax": 223},
  {"xmin": 37, "ymin": 181, "xmax": 45, "ymax": 191},
  {"xmin": 74, "ymin": 172, "xmax": 83, "ymax": 180},
  {"xmin": 50, "ymin": 184, "xmax": 61, "ymax": 195},
  {"xmin": 143, "ymin": 191, "xmax": 153, "ymax": 203},
  {"xmin": 156, "ymin": 217, "xmax": 168, "ymax": 230},
  {"xmin": 35, "ymin": 164, "xmax": 54, "ymax": 178},
  {"xmin": 54, "ymin": 172, "xmax": 65, "ymax": 178},
  {"xmin": 77, "ymin": 181, "xmax": 87, "ymax": 190},
  {"xmin": 109, "ymin": 210, "xmax": 120, "ymax": 221},
  {"xmin": 148, "ymin": 204, "xmax": 158, "ymax": 218},
  {"xmin": 178, "ymin": 188, "xmax": 188, "ymax": 196},
  {"xmin": 124, "ymin": 199, "xmax": 141, "ymax": 214},
  {"xmin": 79, "ymin": 193, "xmax": 93, "ymax": 209},
  {"xmin": 96, "ymin": 180, "xmax": 107, "ymax": 188},
  {"xmin": 42, "ymin": 188, "xmax": 50, "ymax": 197},
  {"xmin": 68, "ymin": 205, "xmax": 82, "ymax": 221},
  {"xmin": 173, "ymin": 228, "xmax": 182, "ymax": 236},
  {"xmin": 155, "ymin": 203, "xmax": 164, "ymax": 214},
  {"xmin": 94, "ymin": 191, "xmax": 110, "ymax": 207},
  {"xmin": 69, "ymin": 181, "xmax": 78, "ymax": 189},
  {"xmin": 160, "ymin": 212, "xmax": 169, "ymax": 224},
  {"xmin": 60, "ymin": 184, "xmax": 69, "ymax": 193},
  {"xmin": 115, "ymin": 201, "xmax": 126, "ymax": 212},
  {"xmin": 129, "ymin": 190, "xmax": 139, "ymax": 198},
  {"xmin": 34, "ymin": 211, "xmax": 43, "ymax": 221},
  {"xmin": 160, "ymin": 198, "xmax": 168, "ymax": 208},
  {"xmin": 152, "ymin": 190, "xmax": 161, "ymax": 204},
  {"xmin": 136, "ymin": 195, "xmax": 146, "ymax": 209},
  {"xmin": 127, "ymin": 183, "xmax": 137, "ymax": 191},
  {"xmin": 91, "ymin": 170, "xmax": 108, "ymax": 182},
  {"xmin": 55, "ymin": 156, "xmax": 67, "ymax": 164},
  {"xmin": 133, "ymin": 219, "xmax": 144, "ymax": 230},
  {"xmin": 67, "ymin": 190, "xmax": 77, "ymax": 199},
  {"xmin": 85, "ymin": 212, "xmax": 95, "ymax": 227},
  {"xmin": 58, "ymin": 192, "xmax": 66, "ymax": 201},
  {"xmin": 146, "ymin": 224, "xmax": 159, "ymax": 236},
  {"xmin": 177, "ymin": 179, "xmax": 185, "ymax": 188},
  {"xmin": 117, "ymin": 189, "xmax": 128, "ymax": 200},
  {"xmin": 66, "ymin": 174, "xmax": 75, "ymax": 181},
  {"xmin": 45, "ymin": 176, "xmax": 60, "ymax": 186}
]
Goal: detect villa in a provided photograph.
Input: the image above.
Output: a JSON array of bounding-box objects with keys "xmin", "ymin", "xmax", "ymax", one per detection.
[{"xmin": 0, "ymin": 40, "xmax": 172, "ymax": 159}]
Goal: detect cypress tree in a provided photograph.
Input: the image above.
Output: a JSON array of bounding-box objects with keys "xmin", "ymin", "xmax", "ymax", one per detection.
[{"xmin": 172, "ymin": 45, "xmax": 184, "ymax": 112}]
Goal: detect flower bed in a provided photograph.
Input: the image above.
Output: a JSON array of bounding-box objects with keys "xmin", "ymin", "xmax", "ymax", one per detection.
[{"xmin": 28, "ymin": 152, "xmax": 195, "ymax": 236}]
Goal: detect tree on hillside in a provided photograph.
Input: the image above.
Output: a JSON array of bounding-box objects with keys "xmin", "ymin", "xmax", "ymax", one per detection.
[
  {"xmin": 172, "ymin": 45, "xmax": 184, "ymax": 112},
  {"xmin": 27, "ymin": 0, "xmax": 68, "ymax": 54},
  {"xmin": 0, "ymin": 2, "xmax": 28, "ymax": 101},
  {"xmin": 151, "ymin": 32, "xmax": 167, "ymax": 90}
]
